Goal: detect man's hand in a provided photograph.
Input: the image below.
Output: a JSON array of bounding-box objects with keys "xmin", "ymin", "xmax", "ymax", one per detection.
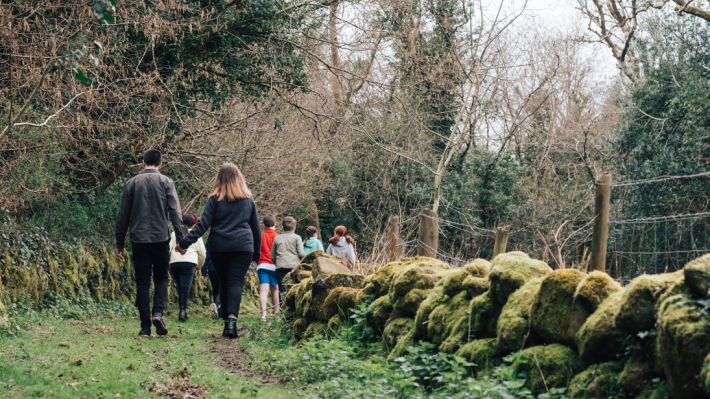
[
  {"xmin": 175, "ymin": 244, "xmax": 187, "ymax": 255},
  {"xmin": 116, "ymin": 248, "xmax": 125, "ymax": 260}
]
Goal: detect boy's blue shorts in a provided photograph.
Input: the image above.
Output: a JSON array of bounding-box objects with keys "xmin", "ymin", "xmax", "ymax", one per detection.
[{"xmin": 257, "ymin": 268, "xmax": 278, "ymax": 286}]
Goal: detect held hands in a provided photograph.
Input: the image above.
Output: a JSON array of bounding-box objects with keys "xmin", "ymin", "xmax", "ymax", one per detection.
[
  {"xmin": 201, "ymin": 276, "xmax": 207, "ymax": 283},
  {"xmin": 175, "ymin": 244, "xmax": 187, "ymax": 255},
  {"xmin": 115, "ymin": 248, "xmax": 125, "ymax": 260}
]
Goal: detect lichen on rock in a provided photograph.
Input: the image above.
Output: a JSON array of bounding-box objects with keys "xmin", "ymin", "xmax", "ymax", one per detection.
[
  {"xmin": 567, "ymin": 361, "xmax": 624, "ymax": 399},
  {"xmin": 656, "ymin": 283, "xmax": 710, "ymax": 399},
  {"xmin": 488, "ymin": 252, "xmax": 551, "ymax": 306},
  {"xmin": 454, "ymin": 338, "xmax": 501, "ymax": 377},
  {"xmin": 512, "ymin": 343, "xmax": 584, "ymax": 396},
  {"xmin": 496, "ymin": 277, "xmax": 543, "ymax": 354},
  {"xmin": 530, "ymin": 268, "xmax": 587, "ymax": 348}
]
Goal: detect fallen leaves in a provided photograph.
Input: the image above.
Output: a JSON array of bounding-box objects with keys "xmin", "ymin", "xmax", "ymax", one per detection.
[
  {"xmin": 69, "ymin": 381, "xmax": 83, "ymax": 390},
  {"xmin": 149, "ymin": 368, "xmax": 208, "ymax": 398},
  {"xmin": 97, "ymin": 326, "xmax": 115, "ymax": 335}
]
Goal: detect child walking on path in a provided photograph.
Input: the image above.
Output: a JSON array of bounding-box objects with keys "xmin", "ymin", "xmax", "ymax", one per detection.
[
  {"xmin": 303, "ymin": 226, "xmax": 324, "ymax": 255},
  {"xmin": 326, "ymin": 226, "xmax": 357, "ymax": 264},
  {"xmin": 176, "ymin": 163, "xmax": 261, "ymax": 339},
  {"xmin": 271, "ymin": 216, "xmax": 305, "ymax": 301},
  {"xmin": 200, "ymin": 242, "xmax": 221, "ymax": 319},
  {"xmin": 169, "ymin": 214, "xmax": 206, "ymax": 322},
  {"xmin": 116, "ymin": 149, "xmax": 188, "ymax": 338},
  {"xmin": 257, "ymin": 214, "xmax": 279, "ymax": 322}
]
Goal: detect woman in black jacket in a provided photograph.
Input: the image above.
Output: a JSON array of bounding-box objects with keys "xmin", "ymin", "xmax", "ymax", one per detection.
[{"xmin": 176, "ymin": 163, "xmax": 261, "ymax": 338}]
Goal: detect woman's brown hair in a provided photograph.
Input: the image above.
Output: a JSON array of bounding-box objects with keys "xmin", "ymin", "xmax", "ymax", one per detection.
[
  {"xmin": 329, "ymin": 226, "xmax": 355, "ymax": 245},
  {"xmin": 209, "ymin": 163, "xmax": 252, "ymax": 202}
]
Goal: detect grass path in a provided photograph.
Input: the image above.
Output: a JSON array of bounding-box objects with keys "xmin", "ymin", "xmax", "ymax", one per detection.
[{"xmin": 0, "ymin": 313, "xmax": 301, "ymax": 398}]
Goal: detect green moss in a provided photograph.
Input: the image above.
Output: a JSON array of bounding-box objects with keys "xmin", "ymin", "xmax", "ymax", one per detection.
[
  {"xmin": 293, "ymin": 317, "xmax": 308, "ymax": 341},
  {"xmin": 461, "ymin": 276, "xmax": 488, "ymax": 298},
  {"xmin": 285, "ymin": 281, "xmax": 303, "ymax": 312},
  {"xmin": 575, "ymin": 291, "xmax": 627, "ymax": 363},
  {"xmin": 414, "ymin": 284, "xmax": 446, "ymax": 339},
  {"xmin": 685, "ymin": 254, "xmax": 710, "ymax": 298},
  {"xmin": 367, "ymin": 293, "xmax": 393, "ymax": 332},
  {"xmin": 303, "ymin": 321, "xmax": 328, "ymax": 339},
  {"xmin": 454, "ymin": 338, "xmax": 501, "ymax": 377},
  {"xmin": 635, "ymin": 382, "xmax": 671, "ymax": 399},
  {"xmin": 497, "ymin": 277, "xmax": 544, "ymax": 354},
  {"xmin": 336, "ymin": 288, "xmax": 360, "ymax": 320},
  {"xmin": 700, "ymin": 353, "xmax": 710, "ymax": 396},
  {"xmin": 462, "ymin": 259, "xmax": 491, "ymax": 278},
  {"xmin": 488, "ymin": 252, "xmax": 551, "ymax": 306},
  {"xmin": 530, "ymin": 269, "xmax": 587, "ymax": 347},
  {"xmin": 428, "ymin": 291, "xmax": 472, "ymax": 350},
  {"xmin": 389, "ymin": 265, "xmax": 445, "ymax": 298},
  {"xmin": 383, "ymin": 317, "xmax": 415, "ymax": 360},
  {"xmin": 440, "ymin": 291, "xmax": 501, "ymax": 353},
  {"xmin": 574, "ymin": 271, "xmax": 622, "ymax": 313},
  {"xmin": 441, "ymin": 269, "xmax": 470, "ymax": 298},
  {"xmin": 567, "ymin": 361, "xmax": 624, "ymax": 399},
  {"xmin": 656, "ymin": 283, "xmax": 710, "ymax": 399},
  {"xmin": 512, "ymin": 343, "xmax": 584, "ymax": 396},
  {"xmin": 327, "ymin": 314, "xmax": 342, "ymax": 335},
  {"xmin": 312, "ymin": 273, "xmax": 365, "ymax": 294},
  {"xmin": 616, "ymin": 271, "xmax": 683, "ymax": 334},
  {"xmin": 296, "ymin": 290, "xmax": 313, "ymax": 319},
  {"xmin": 619, "ymin": 348, "xmax": 658, "ymax": 394},
  {"xmin": 319, "ymin": 287, "xmax": 361, "ymax": 322},
  {"xmin": 392, "ymin": 288, "xmax": 431, "ymax": 318}
]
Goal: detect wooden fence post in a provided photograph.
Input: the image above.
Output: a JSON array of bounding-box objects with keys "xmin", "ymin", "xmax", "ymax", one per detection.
[
  {"xmin": 385, "ymin": 216, "xmax": 404, "ymax": 262},
  {"xmin": 590, "ymin": 174, "xmax": 612, "ymax": 273},
  {"xmin": 492, "ymin": 228, "xmax": 509, "ymax": 259},
  {"xmin": 417, "ymin": 208, "xmax": 439, "ymax": 258}
]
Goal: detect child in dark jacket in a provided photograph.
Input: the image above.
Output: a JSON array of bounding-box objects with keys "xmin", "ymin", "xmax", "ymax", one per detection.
[{"xmin": 200, "ymin": 242, "xmax": 221, "ymax": 319}]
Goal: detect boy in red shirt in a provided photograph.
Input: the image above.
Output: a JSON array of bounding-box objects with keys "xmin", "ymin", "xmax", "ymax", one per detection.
[{"xmin": 258, "ymin": 214, "xmax": 279, "ymax": 321}]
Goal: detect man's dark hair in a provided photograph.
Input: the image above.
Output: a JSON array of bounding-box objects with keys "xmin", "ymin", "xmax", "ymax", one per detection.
[
  {"xmin": 143, "ymin": 149, "xmax": 162, "ymax": 166},
  {"xmin": 263, "ymin": 214, "xmax": 276, "ymax": 228},
  {"xmin": 283, "ymin": 216, "xmax": 297, "ymax": 231},
  {"xmin": 182, "ymin": 214, "xmax": 197, "ymax": 228}
]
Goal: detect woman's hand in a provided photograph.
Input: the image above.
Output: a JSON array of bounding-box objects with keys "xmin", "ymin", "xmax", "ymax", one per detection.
[{"xmin": 201, "ymin": 276, "xmax": 207, "ymax": 283}]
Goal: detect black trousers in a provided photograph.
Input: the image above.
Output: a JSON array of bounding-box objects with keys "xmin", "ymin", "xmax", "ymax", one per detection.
[
  {"xmin": 210, "ymin": 251, "xmax": 252, "ymax": 320},
  {"xmin": 208, "ymin": 270, "xmax": 221, "ymax": 309},
  {"xmin": 170, "ymin": 262, "xmax": 196, "ymax": 310},
  {"xmin": 275, "ymin": 268, "xmax": 290, "ymax": 301},
  {"xmin": 132, "ymin": 240, "xmax": 170, "ymax": 329}
]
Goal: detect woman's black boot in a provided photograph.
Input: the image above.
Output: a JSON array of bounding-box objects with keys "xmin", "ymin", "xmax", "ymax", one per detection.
[
  {"xmin": 223, "ymin": 317, "xmax": 238, "ymax": 339},
  {"xmin": 179, "ymin": 308, "xmax": 188, "ymax": 323}
]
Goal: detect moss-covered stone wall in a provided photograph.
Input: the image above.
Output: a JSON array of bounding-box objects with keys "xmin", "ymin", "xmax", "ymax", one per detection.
[{"xmin": 286, "ymin": 251, "xmax": 710, "ymax": 399}]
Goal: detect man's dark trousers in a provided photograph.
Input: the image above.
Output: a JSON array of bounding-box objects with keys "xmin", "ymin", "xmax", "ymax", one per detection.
[
  {"xmin": 275, "ymin": 268, "xmax": 290, "ymax": 303},
  {"xmin": 132, "ymin": 241, "xmax": 170, "ymax": 330}
]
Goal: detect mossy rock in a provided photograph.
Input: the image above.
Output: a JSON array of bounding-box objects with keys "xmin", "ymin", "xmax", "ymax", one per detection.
[
  {"xmin": 389, "ymin": 264, "xmax": 448, "ymax": 298},
  {"xmin": 619, "ymin": 346, "xmax": 659, "ymax": 394},
  {"xmin": 287, "ymin": 265, "xmax": 312, "ymax": 284},
  {"xmin": 700, "ymin": 353, "xmax": 710, "ymax": 397},
  {"xmin": 383, "ymin": 317, "xmax": 415, "ymax": 360},
  {"xmin": 496, "ymin": 277, "xmax": 544, "ymax": 354},
  {"xmin": 327, "ymin": 314, "xmax": 342, "ymax": 334},
  {"xmin": 567, "ymin": 361, "xmax": 624, "ymax": 399},
  {"xmin": 414, "ymin": 284, "xmax": 447, "ymax": 339},
  {"xmin": 319, "ymin": 287, "xmax": 361, "ymax": 322},
  {"xmin": 440, "ymin": 291, "xmax": 502, "ymax": 353},
  {"xmin": 427, "ymin": 291, "xmax": 472, "ymax": 350},
  {"xmin": 574, "ymin": 271, "xmax": 622, "ymax": 313},
  {"xmin": 293, "ymin": 317, "xmax": 308, "ymax": 340},
  {"xmin": 303, "ymin": 321, "xmax": 328, "ymax": 339},
  {"xmin": 461, "ymin": 276, "xmax": 488, "ymax": 298},
  {"xmin": 312, "ymin": 273, "xmax": 365, "ymax": 295},
  {"xmin": 488, "ymin": 252, "xmax": 552, "ymax": 306},
  {"xmin": 441, "ymin": 269, "xmax": 471, "ymax": 298},
  {"xmin": 530, "ymin": 269, "xmax": 587, "ymax": 347},
  {"xmin": 296, "ymin": 290, "xmax": 313, "ymax": 319},
  {"xmin": 454, "ymin": 338, "xmax": 501, "ymax": 377},
  {"xmin": 367, "ymin": 293, "xmax": 393, "ymax": 332},
  {"xmin": 357, "ymin": 261, "xmax": 412, "ymax": 302},
  {"xmin": 616, "ymin": 271, "xmax": 683, "ymax": 335},
  {"xmin": 285, "ymin": 278, "xmax": 309, "ymax": 311},
  {"xmin": 575, "ymin": 290, "xmax": 627, "ymax": 363},
  {"xmin": 298, "ymin": 250, "xmax": 330, "ymax": 269},
  {"xmin": 635, "ymin": 382, "xmax": 671, "ymax": 399},
  {"xmin": 685, "ymin": 254, "xmax": 710, "ymax": 298},
  {"xmin": 392, "ymin": 288, "xmax": 431, "ymax": 318},
  {"xmin": 512, "ymin": 343, "xmax": 584, "ymax": 396},
  {"xmin": 656, "ymin": 284, "xmax": 710, "ymax": 399},
  {"xmin": 462, "ymin": 258, "xmax": 491, "ymax": 278}
]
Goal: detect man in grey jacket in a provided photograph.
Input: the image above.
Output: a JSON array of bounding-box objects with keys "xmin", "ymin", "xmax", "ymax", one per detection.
[
  {"xmin": 116, "ymin": 149, "xmax": 187, "ymax": 337},
  {"xmin": 271, "ymin": 216, "xmax": 306, "ymax": 300}
]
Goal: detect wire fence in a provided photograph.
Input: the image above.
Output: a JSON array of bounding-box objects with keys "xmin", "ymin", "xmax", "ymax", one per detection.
[{"xmin": 391, "ymin": 169, "xmax": 710, "ymax": 280}]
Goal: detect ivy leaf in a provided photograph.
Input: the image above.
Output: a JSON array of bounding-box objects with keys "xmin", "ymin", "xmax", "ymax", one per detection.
[
  {"xmin": 103, "ymin": 10, "xmax": 115, "ymax": 24},
  {"xmin": 93, "ymin": 1, "xmax": 108, "ymax": 16},
  {"xmin": 94, "ymin": 41, "xmax": 103, "ymax": 54},
  {"xmin": 75, "ymin": 70, "xmax": 90, "ymax": 85}
]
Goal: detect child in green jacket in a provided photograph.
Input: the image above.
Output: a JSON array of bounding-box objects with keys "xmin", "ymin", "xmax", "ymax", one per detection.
[{"xmin": 303, "ymin": 226, "xmax": 324, "ymax": 254}]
